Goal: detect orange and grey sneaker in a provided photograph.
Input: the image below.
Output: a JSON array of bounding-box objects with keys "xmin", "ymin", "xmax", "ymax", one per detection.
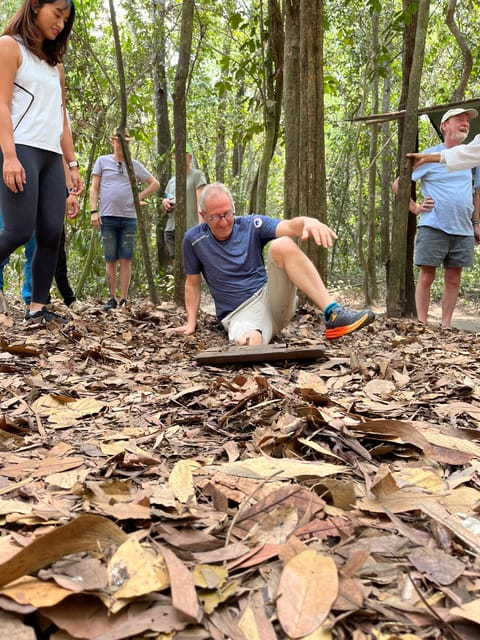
[{"xmin": 324, "ymin": 306, "xmax": 375, "ymax": 339}]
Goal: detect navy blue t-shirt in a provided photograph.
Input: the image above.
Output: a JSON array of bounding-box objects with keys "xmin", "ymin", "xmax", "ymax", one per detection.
[{"xmin": 183, "ymin": 215, "xmax": 280, "ymax": 320}]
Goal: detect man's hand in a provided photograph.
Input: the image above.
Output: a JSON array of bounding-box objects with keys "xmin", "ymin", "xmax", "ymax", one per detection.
[
  {"xmin": 474, "ymin": 225, "xmax": 480, "ymax": 245},
  {"xmin": 162, "ymin": 197, "xmax": 175, "ymax": 213},
  {"xmin": 299, "ymin": 218, "xmax": 338, "ymax": 247},
  {"xmin": 411, "ymin": 196, "xmax": 434, "ymax": 215},
  {"xmin": 165, "ymin": 322, "xmax": 196, "ymax": 336},
  {"xmin": 90, "ymin": 212, "xmax": 101, "ymax": 230}
]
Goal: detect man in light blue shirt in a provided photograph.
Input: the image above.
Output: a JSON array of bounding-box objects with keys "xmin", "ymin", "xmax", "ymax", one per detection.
[{"xmin": 397, "ymin": 107, "xmax": 479, "ymax": 328}]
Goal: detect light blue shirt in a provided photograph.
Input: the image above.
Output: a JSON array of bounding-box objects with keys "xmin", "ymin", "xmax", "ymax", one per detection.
[{"xmin": 412, "ymin": 143, "xmax": 474, "ymax": 236}]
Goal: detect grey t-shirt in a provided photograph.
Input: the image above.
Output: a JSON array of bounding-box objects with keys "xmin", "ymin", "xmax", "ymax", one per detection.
[
  {"xmin": 164, "ymin": 169, "xmax": 207, "ymax": 231},
  {"xmin": 92, "ymin": 154, "xmax": 153, "ymax": 218}
]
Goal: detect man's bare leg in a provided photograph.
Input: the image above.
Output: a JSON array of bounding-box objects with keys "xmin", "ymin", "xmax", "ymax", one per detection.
[
  {"xmin": 105, "ymin": 261, "xmax": 117, "ymax": 298},
  {"xmin": 269, "ymin": 236, "xmax": 334, "ymax": 309},
  {"xmin": 441, "ymin": 266, "xmax": 462, "ymax": 328},
  {"xmin": 119, "ymin": 258, "xmax": 132, "ymax": 301},
  {"xmin": 415, "ymin": 265, "xmax": 436, "ymax": 324}
]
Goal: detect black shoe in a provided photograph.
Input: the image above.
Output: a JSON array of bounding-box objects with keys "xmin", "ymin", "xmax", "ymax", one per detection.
[
  {"xmin": 118, "ymin": 298, "xmax": 127, "ymax": 308},
  {"xmin": 104, "ymin": 298, "xmax": 117, "ymax": 310},
  {"xmin": 25, "ymin": 306, "xmax": 68, "ymax": 325},
  {"xmin": 324, "ymin": 306, "xmax": 375, "ymax": 339}
]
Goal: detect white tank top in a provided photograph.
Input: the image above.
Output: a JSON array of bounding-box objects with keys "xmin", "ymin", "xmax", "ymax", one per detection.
[{"xmin": 10, "ymin": 38, "xmax": 63, "ymax": 154}]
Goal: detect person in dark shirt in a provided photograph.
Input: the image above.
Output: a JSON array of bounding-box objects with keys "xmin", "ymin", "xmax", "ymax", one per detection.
[{"xmin": 171, "ymin": 182, "xmax": 375, "ymax": 345}]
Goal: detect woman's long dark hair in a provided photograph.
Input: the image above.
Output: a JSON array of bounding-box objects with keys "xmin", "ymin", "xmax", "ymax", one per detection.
[{"xmin": 2, "ymin": 0, "xmax": 75, "ymax": 66}]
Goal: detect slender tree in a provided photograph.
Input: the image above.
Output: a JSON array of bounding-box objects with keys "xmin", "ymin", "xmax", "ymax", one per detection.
[
  {"xmin": 172, "ymin": 0, "xmax": 194, "ymax": 305},
  {"xmin": 108, "ymin": 0, "xmax": 159, "ymax": 304},
  {"xmin": 152, "ymin": 0, "xmax": 172, "ymax": 269},
  {"xmin": 284, "ymin": 0, "xmax": 326, "ymax": 276},
  {"xmin": 388, "ymin": 0, "xmax": 430, "ymax": 317}
]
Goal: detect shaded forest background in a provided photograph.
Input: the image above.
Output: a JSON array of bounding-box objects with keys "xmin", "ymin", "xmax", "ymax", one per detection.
[{"xmin": 1, "ymin": 0, "xmax": 479, "ymax": 311}]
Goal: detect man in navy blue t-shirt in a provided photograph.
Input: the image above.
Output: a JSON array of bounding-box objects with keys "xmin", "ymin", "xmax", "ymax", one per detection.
[{"xmin": 174, "ymin": 182, "xmax": 374, "ymax": 345}]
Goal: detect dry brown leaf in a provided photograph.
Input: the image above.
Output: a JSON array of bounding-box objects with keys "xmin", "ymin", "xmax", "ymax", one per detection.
[
  {"xmin": 408, "ymin": 547, "xmax": 465, "ymax": 586},
  {"xmin": 276, "ymin": 549, "xmax": 338, "ymax": 638},
  {"xmin": 0, "ymin": 514, "xmax": 127, "ymax": 587},
  {"xmin": 160, "ymin": 545, "xmax": 202, "ymax": 622},
  {"xmin": 39, "ymin": 594, "xmax": 189, "ymax": 640}
]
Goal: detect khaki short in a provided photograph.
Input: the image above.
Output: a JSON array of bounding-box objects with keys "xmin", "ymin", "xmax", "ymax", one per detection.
[{"xmin": 221, "ymin": 250, "xmax": 297, "ymax": 343}]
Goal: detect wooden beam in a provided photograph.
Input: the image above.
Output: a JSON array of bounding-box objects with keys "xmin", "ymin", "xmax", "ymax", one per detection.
[{"xmin": 194, "ymin": 343, "xmax": 326, "ymax": 366}]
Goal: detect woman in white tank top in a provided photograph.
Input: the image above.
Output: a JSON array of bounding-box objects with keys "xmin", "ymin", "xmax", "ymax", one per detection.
[{"xmin": 0, "ymin": 0, "xmax": 81, "ymax": 324}]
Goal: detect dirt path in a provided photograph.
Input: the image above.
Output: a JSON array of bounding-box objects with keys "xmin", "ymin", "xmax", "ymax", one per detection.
[{"xmin": 370, "ymin": 301, "xmax": 480, "ymax": 332}]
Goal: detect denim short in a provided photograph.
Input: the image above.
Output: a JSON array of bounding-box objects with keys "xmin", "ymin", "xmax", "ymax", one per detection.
[
  {"xmin": 221, "ymin": 250, "xmax": 297, "ymax": 344},
  {"xmin": 100, "ymin": 216, "xmax": 137, "ymax": 261},
  {"xmin": 414, "ymin": 226, "xmax": 474, "ymax": 268}
]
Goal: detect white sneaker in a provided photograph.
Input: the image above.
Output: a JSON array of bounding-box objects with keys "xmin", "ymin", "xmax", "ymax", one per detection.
[{"xmin": 0, "ymin": 290, "xmax": 8, "ymax": 314}]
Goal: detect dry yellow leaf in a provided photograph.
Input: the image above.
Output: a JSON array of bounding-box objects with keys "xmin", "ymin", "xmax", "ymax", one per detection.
[
  {"xmin": 108, "ymin": 537, "xmax": 169, "ymax": 600},
  {"xmin": 209, "ymin": 457, "xmax": 347, "ymax": 480},
  {"xmin": 238, "ymin": 603, "xmax": 261, "ymax": 640},
  {"xmin": 169, "ymin": 459, "xmax": 197, "ymax": 505},
  {"xmin": 450, "ymin": 597, "xmax": 480, "ymax": 624},
  {"xmin": 0, "ymin": 576, "xmax": 71, "ymax": 607},
  {"xmin": 192, "ymin": 564, "xmax": 228, "ymax": 589}
]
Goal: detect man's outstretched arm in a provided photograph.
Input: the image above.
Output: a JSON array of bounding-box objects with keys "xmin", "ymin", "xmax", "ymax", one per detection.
[
  {"xmin": 169, "ymin": 273, "xmax": 202, "ymax": 335},
  {"xmin": 276, "ymin": 216, "xmax": 338, "ymax": 247},
  {"xmin": 406, "ymin": 151, "xmax": 441, "ymax": 170}
]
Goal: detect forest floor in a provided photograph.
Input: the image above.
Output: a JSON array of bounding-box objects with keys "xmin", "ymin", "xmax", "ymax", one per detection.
[{"xmin": 0, "ymin": 290, "xmax": 479, "ymax": 640}]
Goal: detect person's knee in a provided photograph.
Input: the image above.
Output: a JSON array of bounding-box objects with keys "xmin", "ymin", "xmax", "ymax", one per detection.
[
  {"xmin": 237, "ymin": 329, "xmax": 263, "ymax": 346},
  {"xmin": 444, "ymin": 269, "xmax": 462, "ymax": 288},
  {"xmin": 418, "ymin": 267, "xmax": 436, "ymax": 286},
  {"xmin": 270, "ymin": 236, "xmax": 299, "ymax": 266}
]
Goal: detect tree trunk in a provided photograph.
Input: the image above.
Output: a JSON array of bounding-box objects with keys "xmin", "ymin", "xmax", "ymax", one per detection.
[
  {"xmin": 108, "ymin": 0, "xmax": 158, "ymax": 305},
  {"xmin": 283, "ymin": 2, "xmax": 300, "ymax": 219},
  {"xmin": 366, "ymin": 9, "xmax": 379, "ymax": 305},
  {"xmin": 284, "ymin": 0, "xmax": 326, "ymax": 278},
  {"xmin": 380, "ymin": 72, "xmax": 393, "ymax": 277},
  {"xmin": 254, "ymin": 0, "xmax": 284, "ymax": 215},
  {"xmin": 172, "ymin": 0, "xmax": 194, "ymax": 306},
  {"xmin": 388, "ymin": 0, "xmax": 430, "ymax": 317},
  {"xmin": 446, "ymin": 0, "xmax": 473, "ymax": 101},
  {"xmin": 152, "ymin": 0, "xmax": 172, "ymax": 270}
]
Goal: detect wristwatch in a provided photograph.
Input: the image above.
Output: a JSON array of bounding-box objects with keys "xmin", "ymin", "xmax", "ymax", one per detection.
[{"xmin": 67, "ymin": 160, "xmax": 80, "ymax": 169}]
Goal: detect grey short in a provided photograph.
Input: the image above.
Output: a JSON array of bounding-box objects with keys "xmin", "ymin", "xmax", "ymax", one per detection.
[
  {"xmin": 414, "ymin": 226, "xmax": 474, "ymax": 268},
  {"xmin": 164, "ymin": 229, "xmax": 175, "ymax": 259},
  {"xmin": 221, "ymin": 250, "xmax": 297, "ymax": 344}
]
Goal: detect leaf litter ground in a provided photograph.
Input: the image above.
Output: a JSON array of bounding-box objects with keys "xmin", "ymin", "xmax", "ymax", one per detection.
[{"xmin": 0, "ymin": 295, "xmax": 479, "ymax": 640}]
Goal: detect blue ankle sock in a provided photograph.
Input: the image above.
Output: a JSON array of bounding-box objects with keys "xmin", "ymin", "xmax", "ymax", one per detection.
[{"xmin": 324, "ymin": 301, "xmax": 340, "ymax": 320}]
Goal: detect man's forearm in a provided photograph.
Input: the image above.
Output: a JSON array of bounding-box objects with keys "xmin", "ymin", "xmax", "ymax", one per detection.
[{"xmin": 185, "ymin": 280, "xmax": 201, "ymax": 329}]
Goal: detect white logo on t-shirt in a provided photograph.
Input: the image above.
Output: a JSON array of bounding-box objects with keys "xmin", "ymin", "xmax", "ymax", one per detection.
[{"xmin": 253, "ymin": 217, "xmax": 263, "ymax": 228}]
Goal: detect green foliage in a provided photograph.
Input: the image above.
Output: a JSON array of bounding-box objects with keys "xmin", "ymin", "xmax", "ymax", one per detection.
[{"xmin": 2, "ymin": 0, "xmax": 480, "ymax": 304}]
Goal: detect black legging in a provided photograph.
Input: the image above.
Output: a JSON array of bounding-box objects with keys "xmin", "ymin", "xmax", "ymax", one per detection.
[
  {"xmin": 53, "ymin": 226, "xmax": 76, "ymax": 305},
  {"xmin": 0, "ymin": 145, "xmax": 65, "ymax": 304}
]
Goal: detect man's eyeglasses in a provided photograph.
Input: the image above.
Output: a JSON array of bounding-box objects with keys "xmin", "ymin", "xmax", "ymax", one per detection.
[
  {"xmin": 117, "ymin": 162, "xmax": 124, "ymax": 174},
  {"xmin": 205, "ymin": 210, "xmax": 234, "ymax": 223}
]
